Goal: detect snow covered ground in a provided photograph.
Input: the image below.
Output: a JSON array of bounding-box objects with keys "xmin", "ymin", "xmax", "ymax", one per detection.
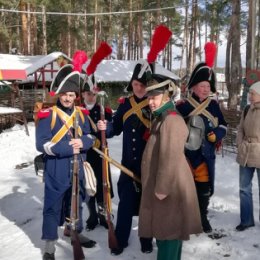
[{"xmin": 0, "ymin": 123, "xmax": 259, "ymax": 260}]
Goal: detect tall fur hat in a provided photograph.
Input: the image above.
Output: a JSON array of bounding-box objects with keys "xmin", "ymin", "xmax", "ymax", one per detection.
[
  {"xmin": 187, "ymin": 42, "xmax": 217, "ymax": 93},
  {"xmin": 127, "ymin": 25, "xmax": 172, "ymax": 92},
  {"xmin": 50, "ymin": 51, "xmax": 88, "ymax": 95}
]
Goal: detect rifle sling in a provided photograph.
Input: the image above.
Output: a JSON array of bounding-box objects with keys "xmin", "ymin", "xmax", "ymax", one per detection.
[
  {"xmin": 50, "ymin": 106, "xmax": 84, "ymax": 144},
  {"xmin": 187, "ymin": 97, "xmax": 218, "ymax": 127},
  {"xmin": 123, "ymin": 96, "xmax": 150, "ymax": 128}
]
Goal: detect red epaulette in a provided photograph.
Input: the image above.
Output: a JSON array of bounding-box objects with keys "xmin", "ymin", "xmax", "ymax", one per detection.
[
  {"xmin": 168, "ymin": 111, "xmax": 178, "ymax": 116},
  {"xmin": 117, "ymin": 96, "xmax": 126, "ymax": 104},
  {"xmin": 105, "ymin": 107, "xmax": 113, "ymax": 114},
  {"xmin": 37, "ymin": 108, "xmax": 51, "ymax": 119},
  {"xmin": 78, "ymin": 106, "xmax": 90, "ymax": 116}
]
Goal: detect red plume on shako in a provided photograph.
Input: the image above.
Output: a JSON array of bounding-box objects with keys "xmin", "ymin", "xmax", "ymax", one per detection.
[
  {"xmin": 147, "ymin": 25, "xmax": 172, "ymax": 64},
  {"xmin": 83, "ymin": 42, "xmax": 112, "ymax": 93},
  {"xmin": 127, "ymin": 24, "xmax": 172, "ymax": 92},
  {"xmin": 50, "ymin": 50, "xmax": 88, "ymax": 95},
  {"xmin": 187, "ymin": 41, "xmax": 217, "ymax": 93}
]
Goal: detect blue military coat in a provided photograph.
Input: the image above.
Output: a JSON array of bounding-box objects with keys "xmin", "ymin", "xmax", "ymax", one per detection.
[
  {"xmin": 36, "ymin": 100, "xmax": 94, "ymax": 239},
  {"xmin": 176, "ymin": 93, "xmax": 227, "ymax": 194},
  {"xmin": 106, "ymin": 95, "xmax": 150, "ymax": 181}
]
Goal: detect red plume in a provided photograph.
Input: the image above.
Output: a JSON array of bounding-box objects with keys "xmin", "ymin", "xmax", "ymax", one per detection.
[
  {"xmin": 49, "ymin": 91, "xmax": 56, "ymax": 97},
  {"xmin": 87, "ymin": 42, "xmax": 112, "ymax": 75},
  {"xmin": 72, "ymin": 50, "xmax": 88, "ymax": 72},
  {"xmin": 204, "ymin": 42, "xmax": 217, "ymax": 68},
  {"xmin": 147, "ymin": 25, "xmax": 172, "ymax": 63}
]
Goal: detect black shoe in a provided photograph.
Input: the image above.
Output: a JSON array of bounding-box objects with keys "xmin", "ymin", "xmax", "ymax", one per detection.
[
  {"xmin": 86, "ymin": 216, "xmax": 98, "ymax": 230},
  {"xmin": 78, "ymin": 233, "xmax": 96, "ymax": 248},
  {"xmin": 236, "ymin": 223, "xmax": 254, "ymax": 231},
  {"xmin": 202, "ymin": 219, "xmax": 212, "ymax": 233},
  {"xmin": 111, "ymin": 247, "xmax": 124, "ymax": 255},
  {"xmin": 140, "ymin": 237, "xmax": 153, "ymax": 254},
  {"xmin": 81, "ymin": 239, "xmax": 96, "ymax": 248},
  {"xmin": 140, "ymin": 240, "xmax": 153, "ymax": 254},
  {"xmin": 43, "ymin": 253, "xmax": 55, "ymax": 260}
]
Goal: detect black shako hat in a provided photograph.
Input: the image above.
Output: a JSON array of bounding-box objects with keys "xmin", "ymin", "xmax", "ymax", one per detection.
[
  {"xmin": 126, "ymin": 62, "xmax": 154, "ymax": 92},
  {"xmin": 145, "ymin": 74, "xmax": 177, "ymax": 96},
  {"xmin": 187, "ymin": 62, "xmax": 216, "ymax": 93},
  {"xmin": 50, "ymin": 64, "xmax": 80, "ymax": 95},
  {"xmin": 82, "ymin": 74, "xmax": 96, "ymax": 92}
]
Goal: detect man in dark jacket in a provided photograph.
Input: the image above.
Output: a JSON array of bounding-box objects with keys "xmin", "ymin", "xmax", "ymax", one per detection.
[
  {"xmin": 36, "ymin": 65, "xmax": 96, "ymax": 260},
  {"xmin": 97, "ymin": 61, "xmax": 153, "ymax": 255}
]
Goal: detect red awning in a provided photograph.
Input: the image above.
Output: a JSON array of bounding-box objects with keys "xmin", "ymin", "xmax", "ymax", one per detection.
[{"xmin": 0, "ymin": 69, "xmax": 27, "ymax": 80}]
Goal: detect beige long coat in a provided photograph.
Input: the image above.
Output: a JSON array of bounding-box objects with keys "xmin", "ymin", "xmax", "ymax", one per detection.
[
  {"xmin": 236, "ymin": 102, "xmax": 260, "ymax": 168},
  {"xmin": 138, "ymin": 112, "xmax": 202, "ymax": 241}
]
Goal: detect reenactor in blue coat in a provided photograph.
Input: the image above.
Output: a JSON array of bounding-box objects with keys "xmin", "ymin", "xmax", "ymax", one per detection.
[
  {"xmin": 36, "ymin": 65, "xmax": 96, "ymax": 260},
  {"xmin": 97, "ymin": 62, "xmax": 153, "ymax": 255},
  {"xmin": 81, "ymin": 81, "xmax": 113, "ymax": 230},
  {"xmin": 176, "ymin": 49, "xmax": 227, "ymax": 233}
]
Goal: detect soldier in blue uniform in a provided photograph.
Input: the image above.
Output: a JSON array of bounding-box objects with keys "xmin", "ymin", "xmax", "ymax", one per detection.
[
  {"xmin": 36, "ymin": 65, "xmax": 96, "ymax": 260},
  {"xmin": 81, "ymin": 81, "xmax": 113, "ymax": 230},
  {"xmin": 97, "ymin": 62, "xmax": 153, "ymax": 255},
  {"xmin": 176, "ymin": 61, "xmax": 227, "ymax": 233}
]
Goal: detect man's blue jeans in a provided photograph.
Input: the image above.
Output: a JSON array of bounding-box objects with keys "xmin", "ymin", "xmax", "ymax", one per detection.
[{"xmin": 239, "ymin": 165, "xmax": 260, "ymax": 226}]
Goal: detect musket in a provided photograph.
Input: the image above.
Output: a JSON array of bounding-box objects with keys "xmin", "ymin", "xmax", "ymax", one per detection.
[
  {"xmin": 92, "ymin": 147, "xmax": 141, "ymax": 184},
  {"xmin": 70, "ymin": 111, "xmax": 85, "ymax": 260},
  {"xmin": 99, "ymin": 91, "xmax": 119, "ymax": 249}
]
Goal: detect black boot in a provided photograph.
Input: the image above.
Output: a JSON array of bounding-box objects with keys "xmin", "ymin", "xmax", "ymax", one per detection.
[
  {"xmin": 202, "ymin": 217, "xmax": 212, "ymax": 233},
  {"xmin": 140, "ymin": 237, "xmax": 153, "ymax": 253},
  {"xmin": 86, "ymin": 197, "xmax": 98, "ymax": 230},
  {"xmin": 43, "ymin": 253, "xmax": 55, "ymax": 260},
  {"xmin": 196, "ymin": 182, "xmax": 212, "ymax": 233}
]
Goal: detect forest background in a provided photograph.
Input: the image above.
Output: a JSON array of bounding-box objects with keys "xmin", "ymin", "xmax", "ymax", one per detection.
[{"xmin": 0, "ymin": 0, "xmax": 259, "ymax": 109}]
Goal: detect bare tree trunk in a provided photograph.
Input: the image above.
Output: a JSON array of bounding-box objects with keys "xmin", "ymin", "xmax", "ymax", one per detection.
[
  {"xmin": 74, "ymin": 15, "xmax": 80, "ymax": 51},
  {"xmin": 30, "ymin": 5, "xmax": 38, "ymax": 55},
  {"xmin": 94, "ymin": 0, "xmax": 98, "ymax": 51},
  {"xmin": 83, "ymin": 1, "xmax": 89, "ymax": 52},
  {"xmin": 198, "ymin": 11, "xmax": 202, "ymax": 61},
  {"xmin": 67, "ymin": 14, "xmax": 71, "ymax": 57},
  {"xmin": 226, "ymin": 0, "xmax": 242, "ymax": 109},
  {"xmin": 205, "ymin": 0, "xmax": 208, "ymax": 43},
  {"xmin": 138, "ymin": 0, "xmax": 143, "ymax": 59},
  {"xmin": 180, "ymin": 0, "xmax": 189, "ymax": 78},
  {"xmin": 257, "ymin": 0, "xmax": 260, "ymax": 69},
  {"xmin": 192, "ymin": 0, "xmax": 198, "ymax": 66},
  {"xmin": 156, "ymin": 0, "xmax": 161, "ymax": 23},
  {"xmin": 188, "ymin": 0, "xmax": 197, "ymax": 74},
  {"xmin": 246, "ymin": 0, "xmax": 256, "ymax": 69},
  {"xmin": 20, "ymin": 0, "xmax": 28, "ymax": 55},
  {"xmin": 128, "ymin": 0, "xmax": 133, "ymax": 60},
  {"xmin": 42, "ymin": 5, "xmax": 47, "ymax": 55},
  {"xmin": 27, "ymin": 3, "xmax": 31, "ymax": 54}
]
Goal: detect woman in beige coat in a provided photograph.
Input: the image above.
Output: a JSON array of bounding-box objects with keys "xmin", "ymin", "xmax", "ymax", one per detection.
[
  {"xmin": 138, "ymin": 74, "xmax": 202, "ymax": 260},
  {"xmin": 236, "ymin": 81, "xmax": 260, "ymax": 231}
]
